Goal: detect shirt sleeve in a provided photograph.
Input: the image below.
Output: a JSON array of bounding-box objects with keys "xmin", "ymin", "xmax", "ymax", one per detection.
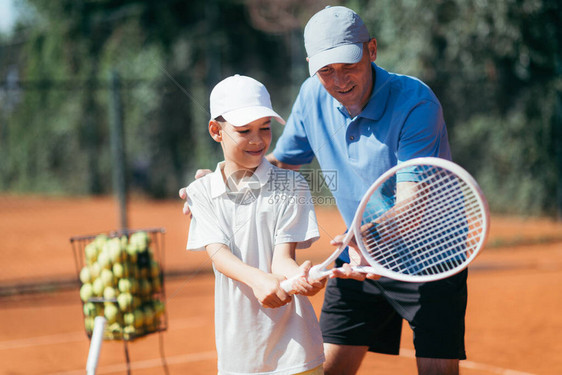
[
  {"xmin": 397, "ymin": 100, "xmax": 452, "ymax": 162},
  {"xmin": 272, "ymin": 83, "xmax": 316, "ymax": 166},
  {"xmin": 186, "ymin": 183, "xmax": 230, "ymax": 251},
  {"xmin": 274, "ymin": 173, "xmax": 320, "ymax": 249}
]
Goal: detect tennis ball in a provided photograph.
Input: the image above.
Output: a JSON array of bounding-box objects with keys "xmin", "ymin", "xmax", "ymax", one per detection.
[
  {"xmin": 83, "ymin": 301, "xmax": 98, "ymax": 317},
  {"xmin": 117, "ymin": 293, "xmax": 133, "ymax": 312},
  {"xmin": 130, "ymin": 278, "xmax": 139, "ymax": 294},
  {"xmin": 80, "ymin": 283, "xmax": 94, "ymax": 302},
  {"xmin": 95, "ymin": 234, "xmax": 109, "ymax": 246},
  {"xmin": 133, "ymin": 308, "xmax": 144, "ymax": 328},
  {"xmin": 120, "ymin": 235, "xmax": 128, "ymax": 249},
  {"xmin": 151, "ymin": 277, "xmax": 162, "ymax": 293},
  {"xmin": 128, "ymin": 263, "xmax": 139, "ymax": 279},
  {"xmin": 139, "ymin": 278, "xmax": 151, "ymax": 297},
  {"xmin": 103, "ymin": 286, "xmax": 117, "ymax": 301},
  {"xmin": 104, "ymin": 303, "xmax": 119, "ymax": 324},
  {"xmin": 113, "ymin": 262, "xmax": 124, "ymax": 279},
  {"xmin": 84, "ymin": 317, "xmax": 95, "ymax": 333},
  {"xmin": 89, "ymin": 262, "xmax": 101, "ymax": 280},
  {"xmin": 126, "ymin": 244, "xmax": 138, "ymax": 263},
  {"xmin": 100, "ymin": 269, "xmax": 114, "ymax": 287},
  {"xmin": 139, "ymin": 266, "xmax": 148, "ymax": 279},
  {"xmin": 143, "ymin": 305, "xmax": 155, "ymax": 327},
  {"xmin": 85, "ymin": 243, "xmax": 98, "ymax": 264},
  {"xmin": 132, "ymin": 296, "xmax": 142, "ymax": 310},
  {"xmin": 118, "ymin": 278, "xmax": 132, "ymax": 294},
  {"xmin": 123, "ymin": 325, "xmax": 136, "ymax": 340},
  {"xmin": 79, "ymin": 266, "xmax": 92, "ymax": 284},
  {"xmin": 154, "ymin": 300, "xmax": 165, "ymax": 317},
  {"xmin": 108, "ymin": 238, "xmax": 124, "ymax": 263},
  {"xmin": 150, "ymin": 260, "xmax": 160, "ymax": 279},
  {"xmin": 92, "ymin": 278, "xmax": 104, "ymax": 296},
  {"xmin": 97, "ymin": 251, "xmax": 111, "ymax": 270},
  {"xmin": 130, "ymin": 232, "xmax": 149, "ymax": 250},
  {"xmin": 123, "ymin": 312, "xmax": 135, "ymax": 326},
  {"xmin": 107, "ymin": 322, "xmax": 123, "ymax": 340}
]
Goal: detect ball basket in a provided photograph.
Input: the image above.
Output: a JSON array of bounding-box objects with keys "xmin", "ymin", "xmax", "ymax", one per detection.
[{"xmin": 71, "ymin": 228, "xmax": 168, "ymax": 341}]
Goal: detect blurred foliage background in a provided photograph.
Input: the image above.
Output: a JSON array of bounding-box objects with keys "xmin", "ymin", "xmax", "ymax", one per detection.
[{"xmin": 0, "ymin": 0, "xmax": 560, "ymax": 217}]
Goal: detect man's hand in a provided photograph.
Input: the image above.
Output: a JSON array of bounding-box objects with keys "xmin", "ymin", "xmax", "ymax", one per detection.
[
  {"xmin": 179, "ymin": 169, "xmax": 212, "ymax": 216},
  {"xmin": 329, "ymin": 233, "xmax": 381, "ymax": 281}
]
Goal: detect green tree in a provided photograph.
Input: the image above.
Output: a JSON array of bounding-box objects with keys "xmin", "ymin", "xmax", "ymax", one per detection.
[{"xmin": 356, "ymin": 0, "xmax": 561, "ymax": 215}]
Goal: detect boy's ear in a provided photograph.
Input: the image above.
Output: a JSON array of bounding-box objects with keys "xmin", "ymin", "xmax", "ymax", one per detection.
[{"xmin": 209, "ymin": 120, "xmax": 222, "ymax": 142}]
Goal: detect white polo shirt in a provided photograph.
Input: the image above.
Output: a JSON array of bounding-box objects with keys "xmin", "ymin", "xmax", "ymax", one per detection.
[{"xmin": 186, "ymin": 159, "xmax": 324, "ymax": 375}]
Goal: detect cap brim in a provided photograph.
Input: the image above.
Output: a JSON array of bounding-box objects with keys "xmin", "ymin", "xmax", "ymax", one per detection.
[
  {"xmin": 308, "ymin": 43, "xmax": 364, "ymax": 76},
  {"xmin": 222, "ymin": 106, "xmax": 286, "ymax": 127}
]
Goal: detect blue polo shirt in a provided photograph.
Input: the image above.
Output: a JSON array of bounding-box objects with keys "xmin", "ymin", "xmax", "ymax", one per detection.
[{"xmin": 273, "ymin": 64, "xmax": 451, "ymax": 261}]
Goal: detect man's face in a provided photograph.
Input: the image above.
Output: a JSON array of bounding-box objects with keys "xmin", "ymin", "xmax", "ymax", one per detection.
[{"xmin": 315, "ymin": 39, "xmax": 377, "ymax": 117}]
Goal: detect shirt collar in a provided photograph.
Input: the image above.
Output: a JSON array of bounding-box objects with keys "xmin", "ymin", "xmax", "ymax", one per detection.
[
  {"xmin": 209, "ymin": 159, "xmax": 273, "ymax": 199},
  {"xmin": 363, "ymin": 64, "xmax": 391, "ymax": 121}
]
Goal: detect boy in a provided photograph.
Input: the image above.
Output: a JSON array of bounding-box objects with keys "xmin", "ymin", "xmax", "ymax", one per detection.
[{"xmin": 185, "ymin": 75, "xmax": 325, "ymax": 375}]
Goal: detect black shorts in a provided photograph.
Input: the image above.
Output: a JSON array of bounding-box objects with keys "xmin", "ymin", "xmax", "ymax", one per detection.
[{"xmin": 319, "ymin": 260, "xmax": 467, "ymax": 359}]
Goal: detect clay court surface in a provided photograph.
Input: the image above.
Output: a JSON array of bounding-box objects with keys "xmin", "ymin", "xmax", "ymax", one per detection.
[{"xmin": 1, "ymin": 194, "xmax": 562, "ymax": 374}]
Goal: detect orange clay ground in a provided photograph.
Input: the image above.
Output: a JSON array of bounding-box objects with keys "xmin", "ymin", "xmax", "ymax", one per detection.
[{"xmin": 1, "ymin": 194, "xmax": 562, "ymax": 374}]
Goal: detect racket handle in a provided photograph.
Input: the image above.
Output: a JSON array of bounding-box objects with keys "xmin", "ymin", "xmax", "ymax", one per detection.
[
  {"xmin": 280, "ymin": 265, "xmax": 332, "ymax": 294},
  {"xmin": 308, "ymin": 264, "xmax": 332, "ymax": 281},
  {"xmin": 280, "ymin": 274, "xmax": 302, "ymax": 294},
  {"xmin": 86, "ymin": 316, "xmax": 106, "ymax": 375}
]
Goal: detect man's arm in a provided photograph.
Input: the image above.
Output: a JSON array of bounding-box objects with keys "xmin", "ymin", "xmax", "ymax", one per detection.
[{"xmin": 205, "ymin": 243, "xmax": 292, "ymax": 308}]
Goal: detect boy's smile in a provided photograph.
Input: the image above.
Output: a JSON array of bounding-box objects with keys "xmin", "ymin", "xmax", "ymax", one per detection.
[{"xmin": 210, "ymin": 117, "xmax": 272, "ymax": 178}]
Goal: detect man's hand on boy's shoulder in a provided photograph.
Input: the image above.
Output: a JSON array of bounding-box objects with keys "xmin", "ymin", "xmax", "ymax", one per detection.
[{"xmin": 179, "ymin": 169, "xmax": 213, "ymax": 216}]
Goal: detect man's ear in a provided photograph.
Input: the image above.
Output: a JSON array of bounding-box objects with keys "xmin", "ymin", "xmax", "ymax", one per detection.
[
  {"xmin": 209, "ymin": 120, "xmax": 222, "ymax": 142},
  {"xmin": 368, "ymin": 38, "xmax": 377, "ymax": 62}
]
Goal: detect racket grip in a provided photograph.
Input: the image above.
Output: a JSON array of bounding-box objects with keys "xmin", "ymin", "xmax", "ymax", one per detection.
[
  {"xmin": 86, "ymin": 316, "xmax": 106, "ymax": 375},
  {"xmin": 280, "ymin": 265, "xmax": 332, "ymax": 294},
  {"xmin": 280, "ymin": 274, "xmax": 302, "ymax": 294},
  {"xmin": 308, "ymin": 264, "xmax": 332, "ymax": 281}
]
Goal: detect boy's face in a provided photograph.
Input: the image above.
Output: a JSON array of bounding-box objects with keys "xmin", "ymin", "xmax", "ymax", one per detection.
[{"xmin": 211, "ymin": 117, "xmax": 272, "ymax": 172}]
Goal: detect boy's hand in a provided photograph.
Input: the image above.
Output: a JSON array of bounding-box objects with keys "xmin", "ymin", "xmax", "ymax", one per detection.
[
  {"xmin": 179, "ymin": 169, "xmax": 213, "ymax": 216},
  {"xmin": 291, "ymin": 260, "xmax": 326, "ymax": 296},
  {"xmin": 251, "ymin": 273, "xmax": 292, "ymax": 308}
]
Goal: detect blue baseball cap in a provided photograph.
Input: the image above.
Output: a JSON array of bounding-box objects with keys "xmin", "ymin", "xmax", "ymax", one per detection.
[{"xmin": 304, "ymin": 6, "xmax": 370, "ymax": 76}]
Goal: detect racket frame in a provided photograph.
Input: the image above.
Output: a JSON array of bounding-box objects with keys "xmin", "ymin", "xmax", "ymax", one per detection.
[
  {"xmin": 281, "ymin": 157, "xmax": 489, "ymax": 292},
  {"xmin": 349, "ymin": 157, "xmax": 490, "ymax": 282}
]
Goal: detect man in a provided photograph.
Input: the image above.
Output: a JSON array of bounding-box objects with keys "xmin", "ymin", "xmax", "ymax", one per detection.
[{"xmin": 181, "ymin": 6, "xmax": 466, "ymax": 375}]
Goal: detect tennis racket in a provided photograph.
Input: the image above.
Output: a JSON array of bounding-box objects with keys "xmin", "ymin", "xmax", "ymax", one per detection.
[{"xmin": 281, "ymin": 157, "xmax": 489, "ymax": 293}]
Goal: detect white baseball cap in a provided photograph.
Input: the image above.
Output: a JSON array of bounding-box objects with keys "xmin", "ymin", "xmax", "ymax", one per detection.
[
  {"xmin": 304, "ymin": 6, "xmax": 370, "ymax": 76},
  {"xmin": 209, "ymin": 74, "xmax": 285, "ymax": 127}
]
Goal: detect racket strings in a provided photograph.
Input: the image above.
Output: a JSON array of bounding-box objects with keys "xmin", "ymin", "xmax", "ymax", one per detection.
[
  {"xmin": 376, "ymin": 195, "xmax": 481, "ymax": 274},
  {"xmin": 384, "ymin": 197, "xmax": 483, "ymax": 274},
  {"xmin": 361, "ymin": 167, "xmax": 486, "ymax": 276}
]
